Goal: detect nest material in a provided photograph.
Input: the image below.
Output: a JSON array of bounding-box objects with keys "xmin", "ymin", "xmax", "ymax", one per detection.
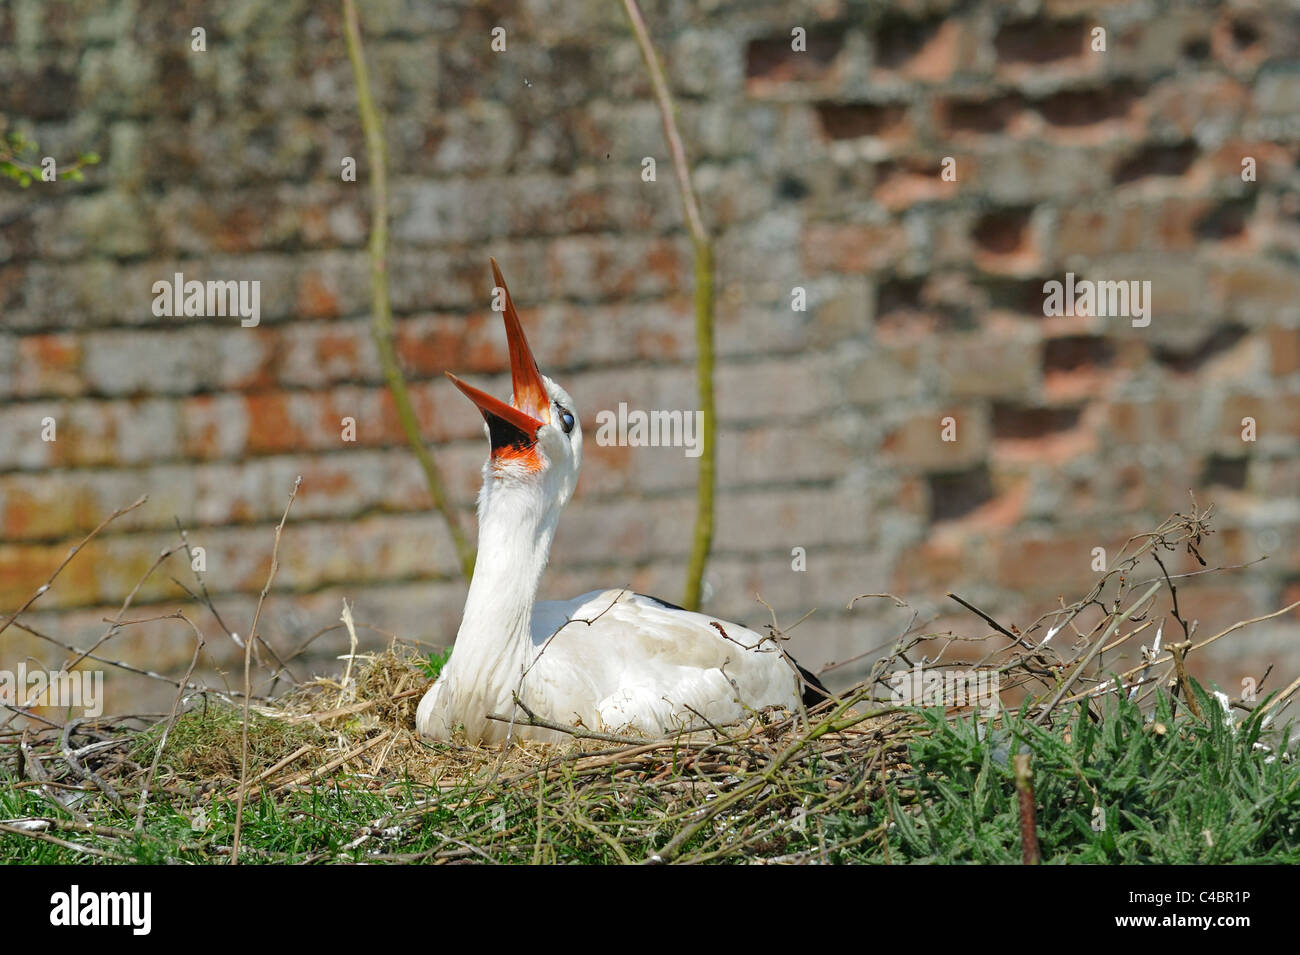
[{"xmin": 4, "ymin": 505, "xmax": 1297, "ymax": 863}]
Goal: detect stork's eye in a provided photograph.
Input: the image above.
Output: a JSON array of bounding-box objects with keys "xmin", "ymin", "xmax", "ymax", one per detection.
[{"xmin": 557, "ymin": 407, "xmax": 575, "ymax": 434}]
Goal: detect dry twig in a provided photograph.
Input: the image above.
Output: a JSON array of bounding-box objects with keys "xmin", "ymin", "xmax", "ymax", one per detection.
[{"xmin": 231, "ymin": 476, "xmax": 300, "ymax": 864}]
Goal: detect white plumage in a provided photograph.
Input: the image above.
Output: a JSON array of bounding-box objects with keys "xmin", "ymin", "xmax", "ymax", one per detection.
[
  {"xmin": 416, "ymin": 261, "xmax": 818, "ymax": 743},
  {"xmin": 419, "ymin": 588, "xmax": 801, "ymax": 743}
]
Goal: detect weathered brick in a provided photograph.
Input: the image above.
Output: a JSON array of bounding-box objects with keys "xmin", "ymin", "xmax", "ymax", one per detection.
[
  {"xmin": 1079, "ymin": 257, "xmax": 1217, "ymax": 319},
  {"xmin": 881, "ymin": 405, "xmax": 991, "ymax": 471},
  {"xmin": 1143, "ymin": 74, "xmax": 1251, "ymax": 142},
  {"xmin": 935, "ymin": 326, "xmax": 1041, "ymax": 399},
  {"xmin": 546, "ymin": 233, "xmax": 692, "ymax": 300},
  {"xmin": 875, "ymin": 16, "xmax": 971, "ymax": 84},
  {"xmin": 1113, "ymin": 8, "xmax": 1216, "ymax": 74},
  {"xmin": 872, "ymin": 155, "xmax": 960, "ymax": 211},
  {"xmin": 836, "ymin": 341, "xmax": 925, "ymax": 405},
  {"xmin": 970, "ymin": 206, "xmax": 1043, "ymax": 275},
  {"xmin": 19, "ymin": 397, "xmax": 186, "ymax": 468},
  {"xmin": 11, "ymin": 332, "xmax": 83, "ymax": 397},
  {"xmin": 714, "ymin": 486, "xmax": 872, "ymax": 553},
  {"xmin": 934, "ymin": 90, "xmax": 1033, "ymax": 140},
  {"xmin": 1218, "ymin": 392, "xmax": 1300, "ymax": 446},
  {"xmin": 892, "ymin": 534, "xmax": 972, "ymax": 595},
  {"xmin": 1209, "ymin": 259, "xmax": 1300, "ymax": 322},
  {"xmin": 717, "ymin": 417, "xmax": 857, "ymax": 488},
  {"xmin": 715, "ymin": 353, "xmax": 839, "ymax": 423},
  {"xmin": 1268, "ymin": 324, "xmax": 1300, "ymax": 377},
  {"xmin": 995, "ymin": 17, "xmax": 1096, "ymax": 84},
  {"xmin": 970, "ymin": 143, "xmax": 1111, "ymax": 204},
  {"xmin": 745, "ymin": 24, "xmax": 855, "ymax": 98},
  {"xmin": 993, "ymin": 527, "xmax": 1135, "ymax": 593},
  {"xmin": 670, "ymin": 29, "xmax": 745, "ymax": 96},
  {"xmin": 1253, "ymin": 61, "xmax": 1300, "ymax": 117},
  {"xmin": 992, "ymin": 401, "xmax": 1098, "ymax": 464},
  {"xmin": 802, "ymin": 221, "xmax": 909, "ymax": 274},
  {"xmin": 1031, "ymin": 84, "xmax": 1143, "ymax": 145},
  {"xmin": 1041, "ymin": 333, "xmax": 1124, "ymax": 402},
  {"xmin": 815, "ymin": 102, "xmax": 914, "ymax": 148}
]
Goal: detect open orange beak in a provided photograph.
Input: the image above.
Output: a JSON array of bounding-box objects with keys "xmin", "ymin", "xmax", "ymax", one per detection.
[{"xmin": 446, "ymin": 259, "xmax": 551, "ymax": 460}]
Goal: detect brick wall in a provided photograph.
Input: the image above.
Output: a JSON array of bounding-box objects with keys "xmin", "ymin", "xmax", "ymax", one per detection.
[{"xmin": 2, "ymin": 0, "xmax": 1298, "ymax": 714}]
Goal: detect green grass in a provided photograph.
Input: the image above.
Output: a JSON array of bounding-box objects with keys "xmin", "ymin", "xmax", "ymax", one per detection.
[
  {"xmin": 417, "ymin": 646, "xmax": 452, "ymax": 680},
  {"xmin": 838, "ymin": 685, "xmax": 1299, "ymax": 864},
  {"xmin": 128, "ymin": 702, "xmax": 318, "ymax": 781},
  {"xmin": 4, "ymin": 680, "xmax": 1295, "ymax": 864}
]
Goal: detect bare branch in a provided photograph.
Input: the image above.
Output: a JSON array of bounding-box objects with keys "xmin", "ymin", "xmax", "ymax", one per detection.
[
  {"xmin": 620, "ymin": 0, "xmax": 715, "ymax": 611},
  {"xmin": 341, "ymin": 0, "xmax": 475, "ymax": 583},
  {"xmin": 231, "ymin": 476, "xmax": 301, "ymax": 864}
]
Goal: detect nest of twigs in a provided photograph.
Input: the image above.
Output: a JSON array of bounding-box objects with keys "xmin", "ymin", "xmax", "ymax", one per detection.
[{"xmin": 3, "ymin": 504, "xmax": 1297, "ymax": 863}]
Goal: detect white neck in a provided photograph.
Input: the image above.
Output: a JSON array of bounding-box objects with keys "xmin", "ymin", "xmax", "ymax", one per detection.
[{"xmin": 444, "ymin": 476, "xmax": 558, "ymax": 701}]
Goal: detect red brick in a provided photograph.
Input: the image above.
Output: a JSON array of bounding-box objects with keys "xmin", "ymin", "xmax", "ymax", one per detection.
[
  {"xmin": 992, "ymin": 402, "xmax": 1098, "ymax": 464},
  {"xmin": 1210, "ymin": 260, "xmax": 1300, "ymax": 318},
  {"xmin": 1218, "ymin": 393, "xmax": 1300, "ymax": 443},
  {"xmin": 745, "ymin": 28, "xmax": 847, "ymax": 94},
  {"xmin": 13, "ymin": 333, "xmax": 82, "ymax": 397},
  {"xmin": 715, "ymin": 486, "xmax": 871, "ymax": 553},
  {"xmin": 874, "ymin": 19, "xmax": 968, "ymax": 84},
  {"xmin": 872, "ymin": 157, "xmax": 960, "ymax": 211},
  {"xmin": 244, "ymin": 391, "xmax": 299, "ymax": 454},
  {"xmin": 1054, "ymin": 203, "xmax": 1146, "ymax": 258},
  {"xmin": 1285, "ymin": 582, "xmax": 1300, "ymax": 623},
  {"xmin": 881, "ymin": 406, "xmax": 991, "ymax": 471},
  {"xmin": 1268, "ymin": 326, "xmax": 1300, "ymax": 376},
  {"xmin": 892, "ymin": 535, "xmax": 970, "ymax": 594},
  {"xmin": 1204, "ymin": 140, "xmax": 1294, "ymax": 183},
  {"xmin": 717, "ymin": 420, "xmax": 854, "ymax": 488},
  {"xmin": 295, "ymin": 268, "xmax": 343, "ymax": 319},
  {"xmin": 0, "ymin": 539, "xmax": 98, "ymax": 610},
  {"xmin": 1148, "ymin": 197, "xmax": 1217, "ymax": 252},
  {"xmin": 993, "ymin": 17, "xmax": 1095, "ymax": 81},
  {"xmin": 815, "ymin": 103, "xmax": 914, "ymax": 145},
  {"xmin": 971, "ymin": 207, "xmax": 1041, "ymax": 275},
  {"xmin": 994, "ymin": 529, "xmax": 1135, "ymax": 592},
  {"xmin": 934, "ymin": 92, "xmax": 1032, "ymax": 140},
  {"xmin": 1105, "ymin": 396, "xmax": 1200, "ymax": 447},
  {"xmin": 802, "ymin": 222, "xmax": 908, "ymax": 274},
  {"xmin": 1033, "ymin": 85, "xmax": 1143, "ymax": 145},
  {"xmin": 545, "ymin": 235, "xmax": 690, "ymax": 300},
  {"xmin": 0, "ymin": 473, "xmax": 101, "ymax": 540},
  {"xmin": 935, "ymin": 327, "xmax": 1041, "ymax": 399}
]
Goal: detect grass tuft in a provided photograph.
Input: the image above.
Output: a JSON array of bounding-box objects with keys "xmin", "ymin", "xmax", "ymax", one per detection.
[{"xmin": 129, "ymin": 703, "xmax": 318, "ymax": 784}]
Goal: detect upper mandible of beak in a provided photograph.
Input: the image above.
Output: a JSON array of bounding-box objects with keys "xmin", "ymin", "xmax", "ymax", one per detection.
[{"xmin": 490, "ymin": 257, "xmax": 550, "ymax": 425}]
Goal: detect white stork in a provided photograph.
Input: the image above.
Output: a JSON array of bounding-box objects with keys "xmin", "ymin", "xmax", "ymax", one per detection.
[{"xmin": 416, "ymin": 260, "xmax": 827, "ymax": 743}]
